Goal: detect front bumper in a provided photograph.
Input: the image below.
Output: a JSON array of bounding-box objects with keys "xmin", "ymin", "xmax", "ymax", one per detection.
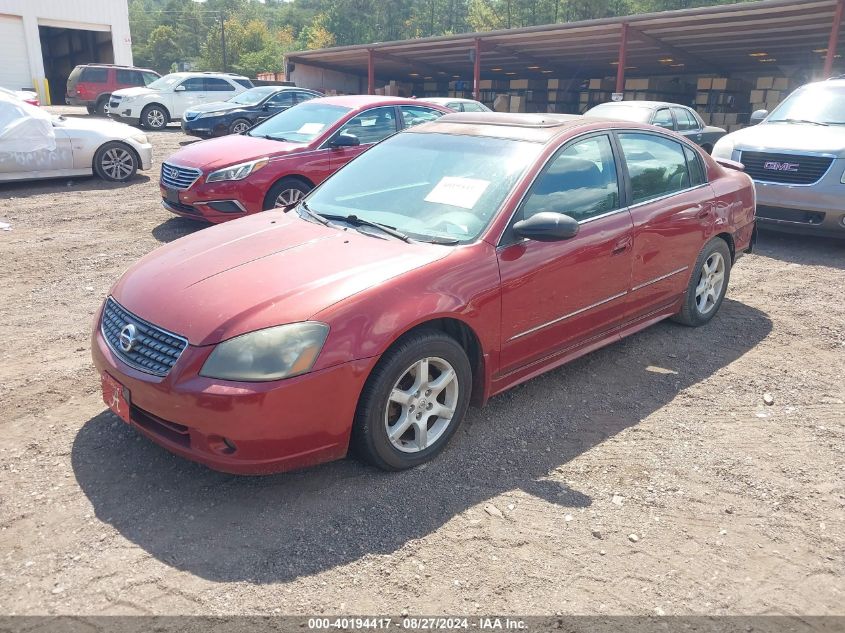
[
  {"xmin": 92, "ymin": 314, "xmax": 375, "ymax": 474},
  {"xmin": 181, "ymin": 117, "xmax": 225, "ymax": 138},
  {"xmin": 128, "ymin": 140, "xmax": 153, "ymax": 171},
  {"xmin": 159, "ymin": 179, "xmax": 263, "ymax": 223}
]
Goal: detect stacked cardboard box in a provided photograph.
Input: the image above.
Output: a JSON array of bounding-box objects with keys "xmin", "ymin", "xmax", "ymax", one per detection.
[
  {"xmin": 374, "ymin": 80, "xmax": 414, "ymax": 97},
  {"xmin": 578, "ymin": 77, "xmax": 616, "ymax": 113},
  {"xmin": 695, "ymin": 77, "xmax": 752, "ymax": 128},
  {"xmin": 749, "ymin": 76, "xmax": 793, "ymax": 112},
  {"xmin": 622, "ymin": 77, "xmax": 694, "ymax": 104}
]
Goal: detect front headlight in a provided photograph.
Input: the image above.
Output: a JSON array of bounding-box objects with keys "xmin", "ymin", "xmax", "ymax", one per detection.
[
  {"xmin": 206, "ymin": 157, "xmax": 269, "ymax": 183},
  {"xmin": 711, "ymin": 137, "xmax": 735, "ymax": 160},
  {"xmin": 131, "ymin": 133, "xmax": 148, "ymax": 144},
  {"xmin": 200, "ymin": 322, "xmax": 329, "ymax": 382},
  {"xmin": 121, "ymin": 96, "xmax": 135, "ymax": 104}
]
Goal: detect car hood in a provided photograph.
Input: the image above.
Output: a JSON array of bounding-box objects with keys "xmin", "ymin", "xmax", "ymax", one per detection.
[
  {"xmin": 55, "ymin": 115, "xmax": 137, "ymax": 138},
  {"xmin": 186, "ymin": 101, "xmax": 244, "ymax": 114},
  {"xmin": 112, "ymin": 86, "xmax": 158, "ymax": 99},
  {"xmin": 728, "ymin": 122, "xmax": 845, "ymax": 158},
  {"xmin": 110, "ymin": 212, "xmax": 451, "ymax": 346},
  {"xmin": 165, "ymin": 134, "xmax": 306, "ymax": 170}
]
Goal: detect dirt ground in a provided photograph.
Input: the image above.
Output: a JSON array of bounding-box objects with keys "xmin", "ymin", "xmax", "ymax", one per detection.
[{"xmin": 0, "ymin": 106, "xmax": 843, "ymax": 617}]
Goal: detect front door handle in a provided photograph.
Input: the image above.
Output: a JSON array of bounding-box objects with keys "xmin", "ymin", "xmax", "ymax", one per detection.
[{"xmin": 611, "ymin": 236, "xmax": 632, "ymax": 255}]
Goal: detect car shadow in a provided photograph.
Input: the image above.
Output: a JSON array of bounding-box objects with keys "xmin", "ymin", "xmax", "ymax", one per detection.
[
  {"xmin": 72, "ymin": 298, "xmax": 771, "ymax": 583},
  {"xmin": 755, "ymin": 228, "xmax": 844, "ymax": 270},
  {"xmin": 0, "ymin": 174, "xmax": 151, "ymax": 199},
  {"xmin": 151, "ymin": 216, "xmax": 208, "ymax": 243}
]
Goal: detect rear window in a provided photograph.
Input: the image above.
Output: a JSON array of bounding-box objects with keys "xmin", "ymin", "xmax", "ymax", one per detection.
[
  {"xmin": 234, "ymin": 78, "xmax": 253, "ymax": 88},
  {"xmin": 81, "ymin": 67, "xmax": 108, "ymax": 83}
]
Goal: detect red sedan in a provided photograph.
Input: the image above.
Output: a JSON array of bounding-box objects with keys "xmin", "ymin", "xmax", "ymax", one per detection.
[
  {"xmin": 159, "ymin": 95, "xmax": 450, "ymax": 223},
  {"xmin": 93, "ymin": 113, "xmax": 756, "ymax": 474}
]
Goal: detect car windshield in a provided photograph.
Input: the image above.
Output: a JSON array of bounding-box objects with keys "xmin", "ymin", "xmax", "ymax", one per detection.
[
  {"xmin": 146, "ymin": 74, "xmax": 185, "ymax": 91},
  {"xmin": 587, "ymin": 103, "xmax": 653, "ymax": 123},
  {"xmin": 767, "ymin": 84, "xmax": 845, "ymax": 125},
  {"xmin": 304, "ymin": 131, "xmax": 542, "ymax": 243},
  {"xmin": 229, "ymin": 86, "xmax": 278, "ymax": 106},
  {"xmin": 247, "ymin": 102, "xmax": 350, "ymax": 142}
]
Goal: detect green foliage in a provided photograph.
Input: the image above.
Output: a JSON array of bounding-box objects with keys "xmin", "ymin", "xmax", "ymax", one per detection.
[{"xmin": 129, "ymin": 0, "xmax": 749, "ymax": 76}]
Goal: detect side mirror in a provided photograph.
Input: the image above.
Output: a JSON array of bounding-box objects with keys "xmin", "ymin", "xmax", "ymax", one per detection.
[
  {"xmin": 174, "ymin": 85, "xmax": 186, "ymax": 92},
  {"xmin": 513, "ymin": 212, "xmax": 580, "ymax": 242},
  {"xmin": 330, "ymin": 133, "xmax": 360, "ymax": 148},
  {"xmin": 750, "ymin": 109, "xmax": 768, "ymax": 125}
]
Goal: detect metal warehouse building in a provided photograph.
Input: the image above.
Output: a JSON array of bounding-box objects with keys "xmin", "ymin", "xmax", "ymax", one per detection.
[
  {"xmin": 286, "ymin": 0, "xmax": 844, "ymax": 127},
  {"xmin": 0, "ymin": 0, "xmax": 133, "ymax": 105}
]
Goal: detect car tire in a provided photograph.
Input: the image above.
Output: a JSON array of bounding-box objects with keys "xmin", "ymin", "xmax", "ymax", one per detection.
[
  {"xmin": 140, "ymin": 104, "xmax": 169, "ymax": 130},
  {"xmin": 95, "ymin": 97, "xmax": 109, "ymax": 116},
  {"xmin": 673, "ymin": 237, "xmax": 732, "ymax": 327},
  {"xmin": 352, "ymin": 329, "xmax": 472, "ymax": 471},
  {"xmin": 263, "ymin": 177, "xmax": 312, "ymax": 209},
  {"xmin": 229, "ymin": 118, "xmax": 251, "ymax": 134},
  {"xmin": 86, "ymin": 104, "xmax": 96, "ymax": 115},
  {"xmin": 701, "ymin": 144, "xmax": 713, "ymax": 154},
  {"xmin": 93, "ymin": 141, "xmax": 138, "ymax": 182}
]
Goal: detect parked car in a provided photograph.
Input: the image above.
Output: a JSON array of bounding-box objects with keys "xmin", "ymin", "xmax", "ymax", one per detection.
[
  {"xmin": 0, "ymin": 87, "xmax": 39, "ymax": 106},
  {"xmin": 93, "ymin": 112, "xmax": 755, "ymax": 475},
  {"xmin": 713, "ymin": 78, "xmax": 845, "ymax": 237},
  {"xmin": 0, "ymin": 92, "xmax": 151, "ymax": 182},
  {"xmin": 420, "ymin": 97, "xmax": 491, "ymax": 112},
  {"xmin": 66, "ymin": 64, "xmax": 160, "ymax": 116},
  {"xmin": 159, "ymin": 95, "xmax": 449, "ymax": 222},
  {"xmin": 108, "ymin": 72, "xmax": 253, "ymax": 131},
  {"xmin": 182, "ymin": 86, "xmax": 323, "ymax": 138},
  {"xmin": 585, "ymin": 101, "xmax": 725, "ymax": 153}
]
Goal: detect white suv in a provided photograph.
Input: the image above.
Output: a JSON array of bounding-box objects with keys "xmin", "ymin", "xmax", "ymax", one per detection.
[{"xmin": 108, "ymin": 72, "xmax": 253, "ymax": 130}]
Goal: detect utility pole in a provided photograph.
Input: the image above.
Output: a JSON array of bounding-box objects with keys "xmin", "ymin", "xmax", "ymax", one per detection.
[{"xmin": 220, "ymin": 13, "xmax": 227, "ymax": 72}]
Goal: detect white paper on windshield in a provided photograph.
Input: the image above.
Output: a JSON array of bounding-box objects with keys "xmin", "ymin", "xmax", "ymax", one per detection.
[
  {"xmin": 424, "ymin": 176, "xmax": 490, "ymax": 209},
  {"xmin": 297, "ymin": 122, "xmax": 325, "ymax": 135},
  {"xmin": 0, "ymin": 93, "xmax": 56, "ymax": 154}
]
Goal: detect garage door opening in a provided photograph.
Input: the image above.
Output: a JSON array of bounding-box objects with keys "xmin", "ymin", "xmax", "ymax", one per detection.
[{"xmin": 38, "ymin": 25, "xmax": 114, "ymax": 105}]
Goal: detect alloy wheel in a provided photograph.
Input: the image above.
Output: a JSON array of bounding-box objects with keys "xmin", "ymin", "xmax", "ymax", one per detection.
[
  {"xmin": 147, "ymin": 109, "xmax": 166, "ymax": 128},
  {"xmin": 274, "ymin": 188, "xmax": 304, "ymax": 207},
  {"xmin": 384, "ymin": 357, "xmax": 459, "ymax": 453},
  {"xmin": 695, "ymin": 251, "xmax": 725, "ymax": 315},
  {"xmin": 231, "ymin": 120, "xmax": 249, "ymax": 134},
  {"xmin": 100, "ymin": 147, "xmax": 135, "ymax": 180}
]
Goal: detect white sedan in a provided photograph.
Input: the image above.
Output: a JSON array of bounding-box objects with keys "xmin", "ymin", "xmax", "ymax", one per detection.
[
  {"xmin": 0, "ymin": 94, "xmax": 152, "ymax": 182},
  {"xmin": 419, "ymin": 97, "xmax": 491, "ymax": 112}
]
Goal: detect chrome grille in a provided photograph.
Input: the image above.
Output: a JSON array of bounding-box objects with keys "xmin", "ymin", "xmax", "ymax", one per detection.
[
  {"xmin": 160, "ymin": 162, "xmax": 202, "ymax": 190},
  {"xmin": 101, "ymin": 297, "xmax": 188, "ymax": 377},
  {"xmin": 740, "ymin": 151, "xmax": 833, "ymax": 185}
]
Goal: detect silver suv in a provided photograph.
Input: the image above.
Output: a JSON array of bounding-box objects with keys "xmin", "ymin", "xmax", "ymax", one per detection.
[{"xmin": 712, "ymin": 79, "xmax": 845, "ymax": 237}]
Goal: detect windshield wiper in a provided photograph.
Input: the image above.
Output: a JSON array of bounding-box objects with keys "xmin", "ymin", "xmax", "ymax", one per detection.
[
  {"xmin": 296, "ymin": 200, "xmax": 329, "ymax": 225},
  {"xmin": 768, "ymin": 118, "xmax": 828, "ymax": 126},
  {"xmin": 417, "ymin": 235, "xmax": 460, "ymax": 245},
  {"xmin": 322, "ymin": 214, "xmax": 411, "ymax": 243}
]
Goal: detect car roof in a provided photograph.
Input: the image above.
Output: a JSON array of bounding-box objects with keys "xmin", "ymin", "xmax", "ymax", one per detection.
[
  {"xmin": 591, "ymin": 100, "xmax": 691, "ymax": 110},
  {"xmin": 309, "ymin": 95, "xmax": 437, "ymax": 108},
  {"xmin": 423, "ymin": 97, "xmax": 480, "ymax": 103},
  {"xmin": 410, "ymin": 112, "xmax": 597, "ymax": 142}
]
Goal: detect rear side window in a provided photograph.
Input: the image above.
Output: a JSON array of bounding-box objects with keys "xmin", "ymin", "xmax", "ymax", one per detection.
[
  {"xmin": 673, "ymin": 107, "xmax": 699, "ymax": 131},
  {"xmin": 684, "ymin": 146, "xmax": 706, "ymax": 186},
  {"xmin": 619, "ymin": 133, "xmax": 691, "ymax": 204},
  {"xmin": 116, "ymin": 69, "xmax": 138, "ymax": 85},
  {"xmin": 205, "ymin": 78, "xmax": 235, "ymax": 91},
  {"xmin": 337, "ymin": 106, "xmax": 398, "ymax": 144},
  {"xmin": 522, "ymin": 134, "xmax": 620, "ymax": 222},
  {"xmin": 80, "ymin": 67, "xmax": 108, "ymax": 83},
  {"xmin": 180, "ymin": 78, "xmax": 205, "ymax": 91}
]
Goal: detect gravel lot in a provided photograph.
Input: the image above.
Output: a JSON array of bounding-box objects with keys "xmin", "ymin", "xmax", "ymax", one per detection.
[{"xmin": 0, "ymin": 106, "xmax": 843, "ymax": 616}]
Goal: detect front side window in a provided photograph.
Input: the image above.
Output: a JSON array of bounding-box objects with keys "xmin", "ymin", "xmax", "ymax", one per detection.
[
  {"xmin": 248, "ymin": 102, "xmax": 351, "ymax": 143},
  {"xmin": 305, "ymin": 132, "xmax": 542, "ymax": 243},
  {"xmin": 180, "ymin": 78, "xmax": 205, "ymax": 92},
  {"xmin": 673, "ymin": 107, "xmax": 699, "ymax": 131},
  {"xmin": 336, "ymin": 107, "xmax": 398, "ymax": 144},
  {"xmin": 619, "ymin": 133, "xmax": 691, "ymax": 204},
  {"xmin": 294, "ymin": 91, "xmax": 318, "ymax": 104},
  {"xmin": 399, "ymin": 105, "xmax": 443, "ymax": 128},
  {"xmin": 521, "ymin": 135, "xmax": 620, "ymax": 222},
  {"xmin": 266, "ymin": 91, "xmax": 296, "ymax": 107},
  {"xmin": 652, "ymin": 109, "xmax": 675, "ymax": 130}
]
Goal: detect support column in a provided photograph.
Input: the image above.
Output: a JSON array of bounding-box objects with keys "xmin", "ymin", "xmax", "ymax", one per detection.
[
  {"xmin": 473, "ymin": 38, "xmax": 482, "ymax": 101},
  {"xmin": 616, "ymin": 22, "xmax": 629, "ymax": 95},
  {"xmin": 823, "ymin": 0, "xmax": 844, "ymax": 77},
  {"xmin": 367, "ymin": 49, "xmax": 375, "ymax": 95}
]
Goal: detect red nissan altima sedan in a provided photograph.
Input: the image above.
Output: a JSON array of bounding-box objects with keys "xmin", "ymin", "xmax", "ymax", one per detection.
[
  {"xmin": 159, "ymin": 95, "xmax": 450, "ymax": 223},
  {"xmin": 93, "ymin": 113, "xmax": 756, "ymax": 474}
]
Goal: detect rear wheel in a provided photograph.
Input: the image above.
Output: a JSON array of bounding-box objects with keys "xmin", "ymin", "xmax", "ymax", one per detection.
[
  {"xmin": 86, "ymin": 104, "xmax": 96, "ymax": 115},
  {"xmin": 352, "ymin": 329, "xmax": 472, "ymax": 471},
  {"xmin": 95, "ymin": 97, "xmax": 109, "ymax": 116},
  {"xmin": 264, "ymin": 177, "xmax": 311, "ymax": 210},
  {"xmin": 93, "ymin": 142, "xmax": 138, "ymax": 182},
  {"xmin": 229, "ymin": 118, "xmax": 251, "ymax": 134},
  {"xmin": 673, "ymin": 238, "xmax": 731, "ymax": 326},
  {"xmin": 140, "ymin": 104, "xmax": 169, "ymax": 130}
]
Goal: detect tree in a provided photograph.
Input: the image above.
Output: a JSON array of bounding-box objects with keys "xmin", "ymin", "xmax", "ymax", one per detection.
[{"xmin": 146, "ymin": 25, "xmax": 182, "ymax": 73}]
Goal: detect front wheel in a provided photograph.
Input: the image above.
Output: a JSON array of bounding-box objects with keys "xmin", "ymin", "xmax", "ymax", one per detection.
[
  {"xmin": 140, "ymin": 104, "xmax": 169, "ymax": 130},
  {"xmin": 93, "ymin": 142, "xmax": 138, "ymax": 182},
  {"xmin": 673, "ymin": 238, "xmax": 732, "ymax": 326},
  {"xmin": 263, "ymin": 178, "xmax": 312, "ymax": 210},
  {"xmin": 352, "ymin": 329, "xmax": 472, "ymax": 471},
  {"xmin": 229, "ymin": 118, "xmax": 251, "ymax": 134}
]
